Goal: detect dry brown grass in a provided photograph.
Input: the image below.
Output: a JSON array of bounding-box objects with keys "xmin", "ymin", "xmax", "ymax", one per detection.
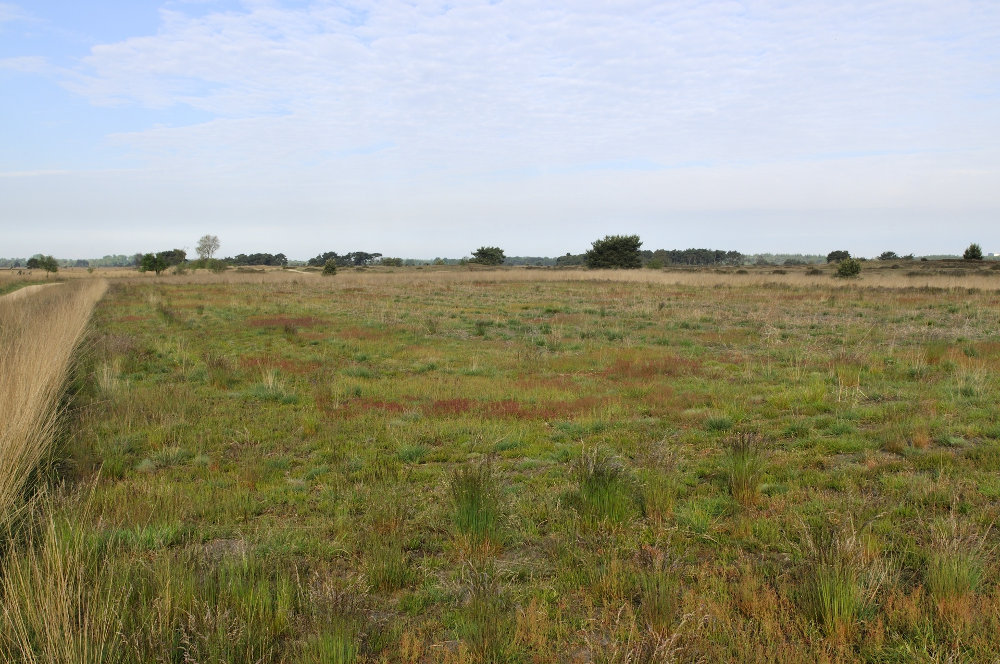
[{"xmin": 0, "ymin": 280, "xmax": 107, "ymax": 530}]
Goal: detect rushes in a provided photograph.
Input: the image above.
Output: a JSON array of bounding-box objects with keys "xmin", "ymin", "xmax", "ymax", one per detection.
[
  {"xmin": 801, "ymin": 516, "xmax": 891, "ymax": 638},
  {"xmin": 0, "ymin": 280, "xmax": 106, "ymax": 530},
  {"xmin": 926, "ymin": 512, "xmax": 990, "ymax": 617},
  {"xmin": 726, "ymin": 431, "xmax": 764, "ymax": 507},
  {"xmin": 573, "ymin": 447, "xmax": 641, "ymax": 525},
  {"xmin": 449, "ymin": 458, "xmax": 502, "ymax": 543}
]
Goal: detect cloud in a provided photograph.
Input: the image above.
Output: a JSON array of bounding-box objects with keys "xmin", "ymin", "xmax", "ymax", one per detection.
[{"xmin": 58, "ymin": 0, "xmax": 998, "ymax": 179}]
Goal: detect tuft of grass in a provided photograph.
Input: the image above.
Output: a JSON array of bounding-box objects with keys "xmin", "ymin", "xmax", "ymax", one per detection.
[
  {"xmin": 449, "ymin": 458, "xmax": 502, "ymax": 543},
  {"xmin": 572, "ymin": 447, "xmax": 640, "ymax": 524},
  {"xmin": 926, "ymin": 512, "xmax": 989, "ymax": 613},
  {"xmin": 726, "ymin": 431, "xmax": 765, "ymax": 507},
  {"xmin": 0, "ymin": 500, "xmax": 128, "ymax": 663},
  {"xmin": 800, "ymin": 516, "xmax": 891, "ymax": 639}
]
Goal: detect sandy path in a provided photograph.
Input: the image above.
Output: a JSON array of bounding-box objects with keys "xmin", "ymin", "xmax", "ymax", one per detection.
[{"xmin": 1, "ymin": 282, "xmax": 62, "ymax": 302}]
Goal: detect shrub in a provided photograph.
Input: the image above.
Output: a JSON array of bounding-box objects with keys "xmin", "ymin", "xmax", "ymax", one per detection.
[
  {"xmin": 322, "ymin": 259, "xmax": 337, "ymax": 276},
  {"xmin": 836, "ymin": 258, "xmax": 861, "ymax": 278}
]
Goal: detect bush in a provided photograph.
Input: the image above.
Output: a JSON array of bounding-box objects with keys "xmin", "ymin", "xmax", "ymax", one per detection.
[
  {"xmin": 322, "ymin": 259, "xmax": 337, "ymax": 276},
  {"xmin": 963, "ymin": 243, "xmax": 983, "ymax": 260},
  {"xmin": 836, "ymin": 259, "xmax": 861, "ymax": 278}
]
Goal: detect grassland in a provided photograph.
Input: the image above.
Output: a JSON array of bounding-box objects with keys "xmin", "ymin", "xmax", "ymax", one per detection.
[{"xmin": 3, "ymin": 267, "xmax": 1000, "ymax": 662}]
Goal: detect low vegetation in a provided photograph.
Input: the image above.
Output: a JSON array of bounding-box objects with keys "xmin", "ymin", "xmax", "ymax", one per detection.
[{"xmin": 2, "ymin": 268, "xmax": 1000, "ymax": 661}]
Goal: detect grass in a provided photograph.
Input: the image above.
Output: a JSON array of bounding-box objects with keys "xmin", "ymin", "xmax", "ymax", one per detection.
[
  {"xmin": 449, "ymin": 459, "xmax": 502, "ymax": 544},
  {"xmin": 4, "ymin": 268, "xmax": 1000, "ymax": 661},
  {"xmin": 0, "ymin": 280, "xmax": 106, "ymax": 529},
  {"xmin": 726, "ymin": 431, "xmax": 765, "ymax": 507}
]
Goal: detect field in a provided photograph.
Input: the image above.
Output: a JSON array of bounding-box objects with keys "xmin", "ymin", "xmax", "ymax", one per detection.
[{"xmin": 3, "ymin": 266, "xmax": 1000, "ymax": 663}]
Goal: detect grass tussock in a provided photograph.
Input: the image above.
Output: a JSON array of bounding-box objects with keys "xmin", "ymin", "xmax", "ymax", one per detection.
[
  {"xmin": 0, "ymin": 497, "xmax": 127, "ymax": 663},
  {"xmin": 449, "ymin": 458, "xmax": 502, "ymax": 544},
  {"xmin": 800, "ymin": 515, "xmax": 892, "ymax": 640},
  {"xmin": 0, "ymin": 280, "xmax": 106, "ymax": 530},
  {"xmin": 726, "ymin": 431, "xmax": 765, "ymax": 507},
  {"xmin": 573, "ymin": 447, "xmax": 642, "ymax": 525}
]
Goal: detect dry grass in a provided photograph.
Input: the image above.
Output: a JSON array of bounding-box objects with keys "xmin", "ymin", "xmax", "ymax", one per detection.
[{"xmin": 0, "ymin": 280, "xmax": 106, "ymax": 530}]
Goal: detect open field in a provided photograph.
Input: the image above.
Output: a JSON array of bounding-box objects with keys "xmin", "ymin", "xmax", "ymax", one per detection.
[{"xmin": 3, "ymin": 270, "xmax": 1000, "ymax": 662}]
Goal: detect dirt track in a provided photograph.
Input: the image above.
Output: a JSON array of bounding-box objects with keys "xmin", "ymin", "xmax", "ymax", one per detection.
[{"xmin": 1, "ymin": 283, "xmax": 61, "ymax": 302}]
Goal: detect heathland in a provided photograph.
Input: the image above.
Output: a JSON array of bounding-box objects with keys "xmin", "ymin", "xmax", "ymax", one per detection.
[{"xmin": 1, "ymin": 264, "xmax": 999, "ymax": 663}]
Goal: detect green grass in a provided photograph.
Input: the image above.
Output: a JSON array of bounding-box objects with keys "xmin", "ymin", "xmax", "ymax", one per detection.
[{"xmin": 6, "ymin": 272, "xmax": 1000, "ymax": 661}]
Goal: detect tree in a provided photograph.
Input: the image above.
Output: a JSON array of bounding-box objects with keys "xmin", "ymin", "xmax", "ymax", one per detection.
[
  {"xmin": 878, "ymin": 251, "xmax": 898, "ymax": 261},
  {"xmin": 196, "ymin": 234, "xmax": 221, "ymax": 260},
  {"xmin": 585, "ymin": 235, "xmax": 643, "ymax": 269},
  {"xmin": 964, "ymin": 243, "xmax": 983, "ymax": 260},
  {"xmin": 159, "ymin": 249, "xmax": 187, "ymax": 266},
  {"xmin": 26, "ymin": 255, "xmax": 58, "ymax": 273},
  {"xmin": 139, "ymin": 253, "xmax": 168, "ymax": 275},
  {"xmin": 322, "ymin": 259, "xmax": 337, "ymax": 276},
  {"xmin": 836, "ymin": 258, "xmax": 862, "ymax": 278},
  {"xmin": 826, "ymin": 250, "xmax": 851, "ymax": 263},
  {"xmin": 470, "ymin": 246, "xmax": 505, "ymax": 265}
]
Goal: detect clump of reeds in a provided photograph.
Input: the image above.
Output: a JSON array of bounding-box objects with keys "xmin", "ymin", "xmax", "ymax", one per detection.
[
  {"xmin": 726, "ymin": 431, "xmax": 765, "ymax": 507},
  {"xmin": 926, "ymin": 511, "xmax": 991, "ymax": 620},
  {"xmin": 573, "ymin": 446, "xmax": 641, "ymax": 524},
  {"xmin": 0, "ymin": 280, "xmax": 106, "ymax": 531},
  {"xmin": 800, "ymin": 515, "xmax": 892, "ymax": 639},
  {"xmin": 449, "ymin": 458, "xmax": 502, "ymax": 543}
]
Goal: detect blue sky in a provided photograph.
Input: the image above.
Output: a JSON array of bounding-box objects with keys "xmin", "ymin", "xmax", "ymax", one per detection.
[{"xmin": 2, "ymin": 0, "xmax": 998, "ymax": 259}]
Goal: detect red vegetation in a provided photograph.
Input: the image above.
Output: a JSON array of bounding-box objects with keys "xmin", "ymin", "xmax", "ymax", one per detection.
[
  {"xmin": 248, "ymin": 316, "xmax": 324, "ymax": 328},
  {"xmin": 602, "ymin": 355, "xmax": 700, "ymax": 378}
]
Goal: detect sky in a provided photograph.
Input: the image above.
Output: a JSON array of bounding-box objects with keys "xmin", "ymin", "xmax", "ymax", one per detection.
[{"xmin": 1, "ymin": 0, "xmax": 998, "ymax": 260}]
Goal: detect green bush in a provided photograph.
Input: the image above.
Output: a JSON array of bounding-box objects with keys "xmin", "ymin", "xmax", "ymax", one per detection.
[
  {"xmin": 836, "ymin": 258, "xmax": 861, "ymax": 278},
  {"xmin": 964, "ymin": 243, "xmax": 983, "ymax": 260},
  {"xmin": 322, "ymin": 259, "xmax": 337, "ymax": 276}
]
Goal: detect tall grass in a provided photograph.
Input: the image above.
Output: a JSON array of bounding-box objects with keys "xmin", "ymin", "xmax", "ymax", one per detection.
[{"xmin": 0, "ymin": 280, "xmax": 106, "ymax": 530}]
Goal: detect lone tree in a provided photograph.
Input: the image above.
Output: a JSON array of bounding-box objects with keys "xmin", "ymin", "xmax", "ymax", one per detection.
[
  {"xmin": 585, "ymin": 235, "xmax": 643, "ymax": 269},
  {"xmin": 826, "ymin": 250, "xmax": 851, "ymax": 263},
  {"xmin": 139, "ymin": 253, "xmax": 169, "ymax": 275},
  {"xmin": 197, "ymin": 234, "xmax": 221, "ymax": 260},
  {"xmin": 26, "ymin": 255, "xmax": 58, "ymax": 273},
  {"xmin": 470, "ymin": 246, "xmax": 505, "ymax": 265},
  {"xmin": 878, "ymin": 251, "xmax": 898, "ymax": 261},
  {"xmin": 964, "ymin": 243, "xmax": 983, "ymax": 260}
]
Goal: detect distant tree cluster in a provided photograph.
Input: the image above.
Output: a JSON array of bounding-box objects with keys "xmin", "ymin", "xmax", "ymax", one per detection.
[
  {"xmin": 227, "ymin": 253, "xmax": 288, "ymax": 267},
  {"xmin": 964, "ymin": 243, "xmax": 983, "ymax": 260},
  {"xmin": 644, "ymin": 248, "xmax": 743, "ymax": 267},
  {"xmin": 307, "ymin": 251, "xmax": 383, "ymax": 267}
]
